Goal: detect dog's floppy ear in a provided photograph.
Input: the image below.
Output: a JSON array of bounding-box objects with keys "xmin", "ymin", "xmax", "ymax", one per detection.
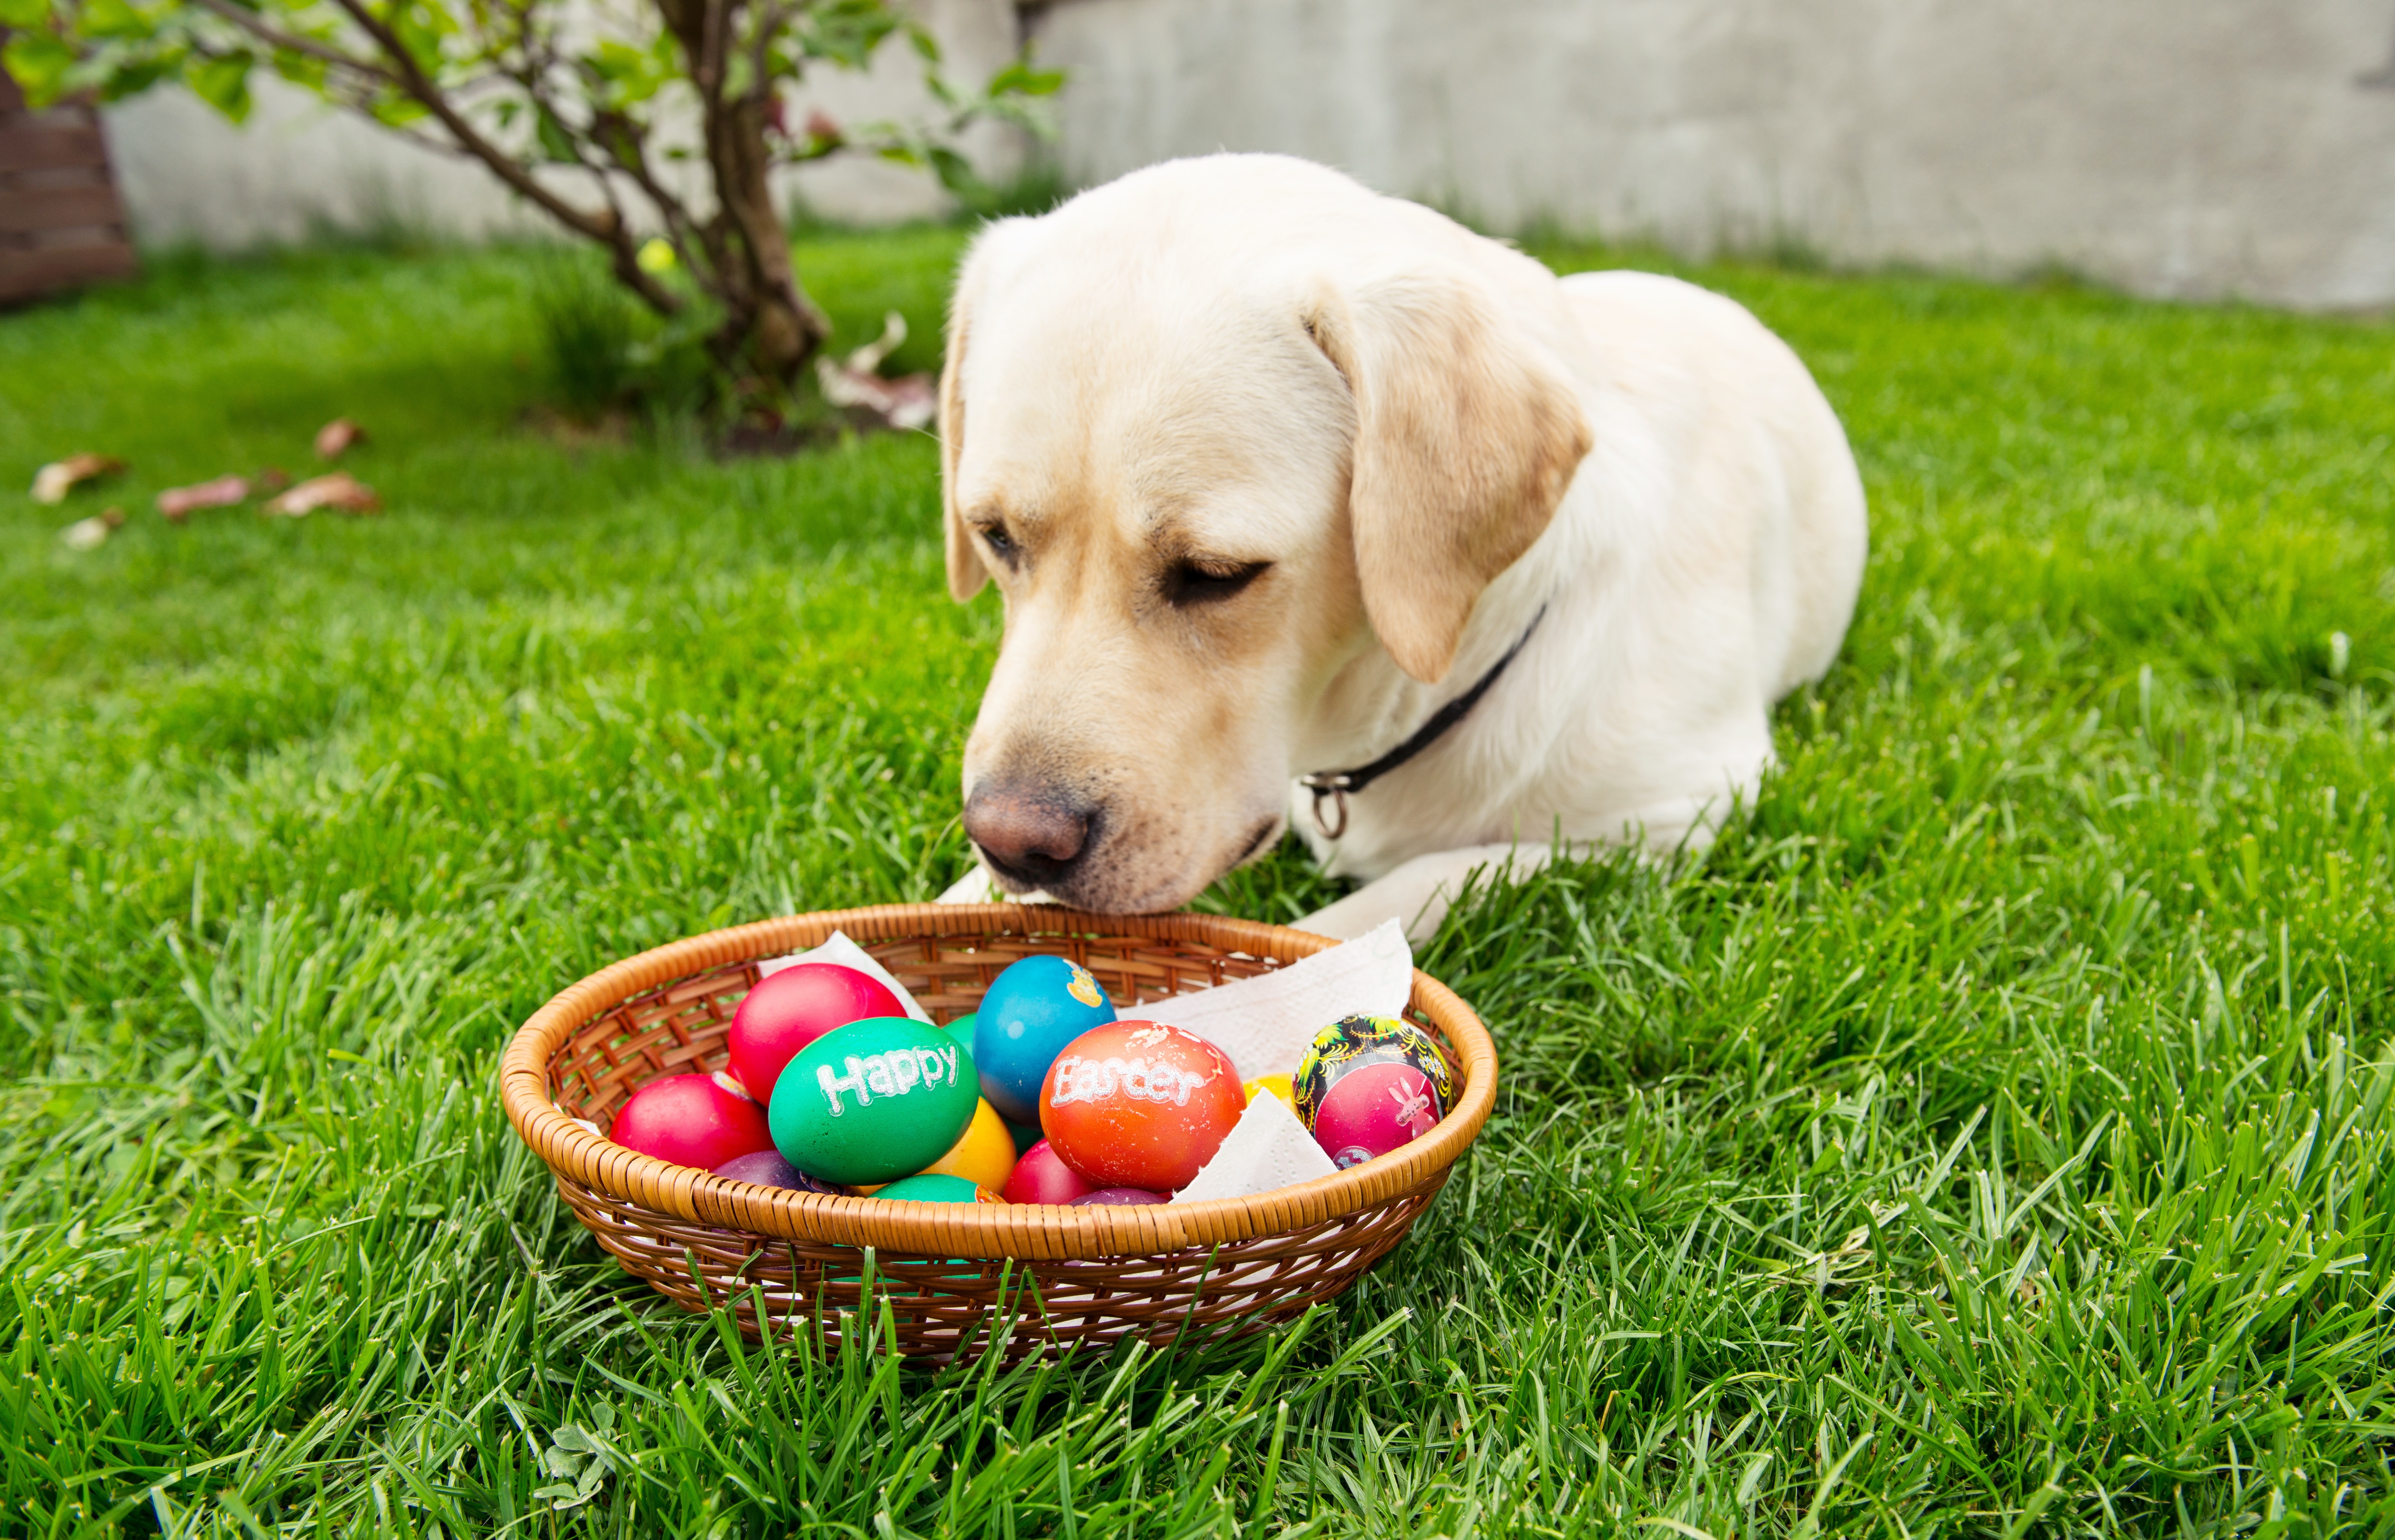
[
  {"xmin": 938, "ymin": 280, "xmax": 986, "ymax": 603},
  {"xmin": 1308, "ymin": 268, "xmax": 1591, "ymax": 683}
]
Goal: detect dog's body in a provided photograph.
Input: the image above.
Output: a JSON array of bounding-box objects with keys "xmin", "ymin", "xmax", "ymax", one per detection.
[{"xmin": 935, "ymin": 155, "xmax": 1866, "ymax": 940}]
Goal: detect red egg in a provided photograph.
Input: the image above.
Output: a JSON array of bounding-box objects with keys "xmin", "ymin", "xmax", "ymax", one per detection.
[
  {"xmin": 1039, "ymin": 1020, "xmax": 1244, "ymax": 1192},
  {"xmin": 1003, "ymin": 1139, "xmax": 1097, "ymax": 1205},
  {"xmin": 610, "ymin": 1073, "xmax": 775, "ymax": 1170},
  {"xmin": 1308, "ymin": 1060, "xmax": 1442, "ymax": 1169},
  {"xmin": 727, "ymin": 963, "xmax": 904, "ymax": 1103}
]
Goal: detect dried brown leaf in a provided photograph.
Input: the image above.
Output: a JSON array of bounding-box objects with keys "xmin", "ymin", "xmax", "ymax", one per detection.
[
  {"xmin": 31, "ymin": 454, "xmax": 125, "ymax": 505},
  {"xmin": 263, "ymin": 471, "xmax": 382, "ymax": 518},
  {"xmin": 815, "ymin": 311, "xmax": 935, "ymax": 430},
  {"xmin": 819, "ymin": 364, "xmax": 936, "ymax": 431},
  {"xmin": 313, "ymin": 419, "xmax": 367, "ymax": 460},
  {"xmin": 60, "ymin": 506, "xmax": 128, "ymax": 550},
  {"xmin": 157, "ymin": 475, "xmax": 252, "ymax": 520}
]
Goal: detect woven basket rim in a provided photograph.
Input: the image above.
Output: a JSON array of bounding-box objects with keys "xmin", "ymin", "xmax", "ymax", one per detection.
[{"xmin": 499, "ymin": 903, "xmax": 1498, "ymax": 1262}]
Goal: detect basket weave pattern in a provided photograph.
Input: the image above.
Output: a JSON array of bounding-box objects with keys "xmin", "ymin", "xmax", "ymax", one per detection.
[{"xmin": 501, "ymin": 904, "xmax": 1497, "ymax": 1360}]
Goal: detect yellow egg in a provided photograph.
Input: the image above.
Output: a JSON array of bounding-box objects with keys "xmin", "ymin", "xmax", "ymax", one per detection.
[
  {"xmin": 914, "ymin": 1097, "xmax": 1017, "ymax": 1190},
  {"xmin": 1243, "ymin": 1075, "xmax": 1294, "ymax": 1107}
]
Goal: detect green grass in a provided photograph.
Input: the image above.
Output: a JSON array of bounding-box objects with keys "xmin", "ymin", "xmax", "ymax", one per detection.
[{"xmin": 2, "ymin": 224, "xmax": 2393, "ymax": 1537}]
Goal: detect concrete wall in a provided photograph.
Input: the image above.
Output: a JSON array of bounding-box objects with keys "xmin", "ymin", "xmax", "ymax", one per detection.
[
  {"xmin": 1024, "ymin": 0, "xmax": 2395, "ymax": 308},
  {"xmin": 103, "ymin": 0, "xmax": 1026, "ymax": 247},
  {"xmin": 101, "ymin": 0, "xmax": 2395, "ymax": 306}
]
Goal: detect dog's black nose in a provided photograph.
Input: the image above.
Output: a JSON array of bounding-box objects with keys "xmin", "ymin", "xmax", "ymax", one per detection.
[{"xmin": 965, "ymin": 782, "xmax": 1093, "ymax": 890}]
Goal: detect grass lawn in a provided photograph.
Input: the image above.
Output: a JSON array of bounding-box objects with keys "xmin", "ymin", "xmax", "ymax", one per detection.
[{"xmin": 3, "ymin": 223, "xmax": 2393, "ymax": 1537}]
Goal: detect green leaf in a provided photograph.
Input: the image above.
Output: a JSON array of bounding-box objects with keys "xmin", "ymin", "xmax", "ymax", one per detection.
[
  {"xmin": 535, "ymin": 103, "xmax": 577, "ymax": 162},
  {"xmin": 270, "ymin": 47, "xmax": 328, "ymax": 92},
  {"xmin": 586, "ymin": 39, "xmax": 641, "ymax": 78},
  {"xmin": 97, "ymin": 53, "xmax": 179, "ymax": 101},
  {"xmin": 81, "ymin": 0, "xmax": 147, "ymax": 40},
  {"xmin": 987, "ymin": 58, "xmax": 1063, "ymax": 98},
  {"xmin": 367, "ymin": 90, "xmax": 428, "ymax": 127},
  {"xmin": 925, "ymin": 143, "xmax": 977, "ymax": 196},
  {"xmin": 0, "ymin": 0, "xmax": 50, "ymax": 33},
  {"xmin": 3, "ymin": 31, "xmax": 78, "ymax": 106},
  {"xmin": 585, "ymin": 35, "xmax": 671, "ymax": 107},
  {"xmin": 185, "ymin": 49, "xmax": 254, "ymax": 122}
]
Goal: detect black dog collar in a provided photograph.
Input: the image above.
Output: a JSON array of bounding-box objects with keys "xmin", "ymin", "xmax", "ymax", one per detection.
[{"xmin": 1299, "ymin": 604, "xmax": 1549, "ymax": 840}]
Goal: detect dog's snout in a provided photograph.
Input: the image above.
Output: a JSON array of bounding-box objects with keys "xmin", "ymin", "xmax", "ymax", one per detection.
[{"xmin": 965, "ymin": 782, "xmax": 1094, "ymax": 889}]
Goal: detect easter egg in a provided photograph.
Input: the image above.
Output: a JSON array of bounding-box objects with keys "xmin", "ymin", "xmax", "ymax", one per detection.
[
  {"xmin": 1002, "ymin": 1139, "xmax": 1097, "ymax": 1205},
  {"xmin": 1243, "ymin": 1074, "xmax": 1294, "ymax": 1106},
  {"xmin": 1309, "ymin": 1062, "xmax": 1445, "ymax": 1168},
  {"xmin": 711, "ymin": 1148, "xmax": 848, "ymax": 1195},
  {"xmin": 769, "ymin": 1017, "xmax": 979, "ymax": 1186},
  {"xmin": 611, "ymin": 1073, "xmax": 775, "ymax": 1170},
  {"xmin": 1006, "ymin": 1120, "xmax": 1044, "ymax": 1155},
  {"xmin": 1039, "ymin": 1020, "xmax": 1244, "ymax": 1192},
  {"xmin": 915, "ymin": 1098, "xmax": 1018, "ymax": 1190},
  {"xmin": 1073, "ymin": 1187, "xmax": 1165, "ymax": 1206},
  {"xmin": 1294, "ymin": 1014, "xmax": 1456, "ymax": 1169},
  {"xmin": 728, "ymin": 963, "xmax": 904, "ymax": 1103},
  {"xmin": 875, "ymin": 1173, "xmax": 1003, "ymax": 1203},
  {"xmin": 973, "ymin": 955, "xmax": 1117, "ymax": 1123},
  {"xmin": 943, "ymin": 1013, "xmax": 978, "ymax": 1052}
]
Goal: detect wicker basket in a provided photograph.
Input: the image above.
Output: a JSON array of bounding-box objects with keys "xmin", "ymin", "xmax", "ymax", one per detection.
[{"xmin": 500, "ymin": 904, "xmax": 1498, "ymax": 1361}]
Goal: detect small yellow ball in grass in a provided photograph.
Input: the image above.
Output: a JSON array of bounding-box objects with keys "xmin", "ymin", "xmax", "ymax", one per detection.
[{"xmin": 636, "ymin": 237, "xmax": 678, "ymax": 274}]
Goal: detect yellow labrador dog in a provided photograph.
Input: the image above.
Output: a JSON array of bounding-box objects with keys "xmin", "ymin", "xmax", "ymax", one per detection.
[{"xmin": 935, "ymin": 154, "xmax": 1866, "ymax": 941}]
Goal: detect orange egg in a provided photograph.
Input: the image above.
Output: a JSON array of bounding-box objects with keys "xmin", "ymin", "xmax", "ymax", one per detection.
[
  {"xmin": 1039, "ymin": 1021, "xmax": 1244, "ymax": 1192},
  {"xmin": 914, "ymin": 1098, "xmax": 1017, "ymax": 1190}
]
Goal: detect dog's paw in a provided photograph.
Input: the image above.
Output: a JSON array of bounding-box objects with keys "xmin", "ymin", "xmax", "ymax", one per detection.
[
  {"xmin": 935, "ymin": 865, "xmax": 1055, "ymax": 906},
  {"xmin": 936, "ymin": 865, "xmax": 1000, "ymax": 904},
  {"xmin": 1297, "ymin": 876, "xmax": 1452, "ymax": 945},
  {"xmin": 1297, "ymin": 843, "xmax": 1554, "ymax": 944}
]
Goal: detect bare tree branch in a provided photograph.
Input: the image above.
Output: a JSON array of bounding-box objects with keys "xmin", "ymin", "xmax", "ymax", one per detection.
[
  {"xmin": 49, "ymin": 0, "xmax": 1055, "ymax": 392},
  {"xmin": 189, "ymin": 0, "xmax": 392, "ymax": 78},
  {"xmin": 319, "ymin": 0, "xmax": 685, "ymax": 317}
]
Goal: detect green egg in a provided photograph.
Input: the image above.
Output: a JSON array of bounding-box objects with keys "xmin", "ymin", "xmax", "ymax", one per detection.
[
  {"xmin": 942, "ymin": 1013, "xmax": 977, "ymax": 1053},
  {"xmin": 874, "ymin": 1173, "xmax": 989, "ymax": 1203},
  {"xmin": 769, "ymin": 1017, "xmax": 979, "ymax": 1187}
]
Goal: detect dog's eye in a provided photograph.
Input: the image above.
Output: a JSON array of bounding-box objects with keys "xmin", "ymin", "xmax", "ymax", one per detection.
[
  {"xmin": 1164, "ymin": 559, "xmax": 1269, "ymax": 607},
  {"xmin": 975, "ymin": 523, "xmax": 1018, "ymax": 566}
]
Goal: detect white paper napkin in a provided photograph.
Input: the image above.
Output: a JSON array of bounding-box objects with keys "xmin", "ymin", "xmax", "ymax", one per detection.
[
  {"xmin": 1129, "ymin": 917, "xmax": 1412, "ymax": 1080},
  {"xmin": 1171, "ymin": 1089, "xmax": 1338, "ymax": 1204},
  {"xmin": 755, "ymin": 929, "xmax": 934, "ymax": 1022}
]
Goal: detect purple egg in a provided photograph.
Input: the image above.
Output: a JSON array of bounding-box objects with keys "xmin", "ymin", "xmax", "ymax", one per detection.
[
  {"xmin": 1072, "ymin": 1187, "xmax": 1166, "ymax": 1206},
  {"xmin": 712, "ymin": 1149, "xmax": 848, "ymax": 1195}
]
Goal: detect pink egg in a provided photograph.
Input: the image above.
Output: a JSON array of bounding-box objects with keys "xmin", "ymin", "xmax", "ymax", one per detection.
[
  {"xmin": 1072, "ymin": 1187, "xmax": 1165, "ymax": 1206},
  {"xmin": 1308, "ymin": 1061, "xmax": 1441, "ymax": 1169},
  {"xmin": 611, "ymin": 1073, "xmax": 776, "ymax": 1170},
  {"xmin": 1003, "ymin": 1138, "xmax": 1097, "ymax": 1204},
  {"xmin": 727, "ymin": 963, "xmax": 904, "ymax": 1103}
]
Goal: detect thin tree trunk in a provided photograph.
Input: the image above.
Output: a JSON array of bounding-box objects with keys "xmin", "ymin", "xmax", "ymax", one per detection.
[
  {"xmin": 653, "ymin": 0, "xmax": 831, "ymax": 387},
  {"xmin": 704, "ymin": 88, "xmax": 831, "ymax": 383}
]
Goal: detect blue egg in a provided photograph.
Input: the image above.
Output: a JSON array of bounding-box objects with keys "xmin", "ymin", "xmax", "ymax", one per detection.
[{"xmin": 972, "ymin": 955, "xmax": 1117, "ymax": 1123}]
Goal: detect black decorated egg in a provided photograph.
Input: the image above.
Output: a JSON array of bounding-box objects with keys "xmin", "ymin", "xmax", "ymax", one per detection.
[{"xmin": 1293, "ymin": 1014, "xmax": 1456, "ymax": 1169}]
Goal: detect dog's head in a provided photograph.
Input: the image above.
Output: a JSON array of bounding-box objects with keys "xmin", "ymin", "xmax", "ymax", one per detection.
[{"xmin": 939, "ymin": 156, "xmax": 1591, "ymax": 912}]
